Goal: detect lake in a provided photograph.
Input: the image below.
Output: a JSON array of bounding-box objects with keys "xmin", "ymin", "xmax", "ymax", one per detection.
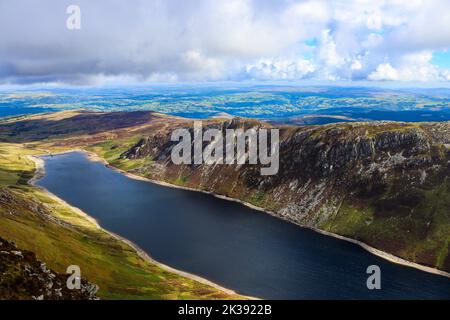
[{"xmin": 36, "ymin": 151, "xmax": 450, "ymax": 299}]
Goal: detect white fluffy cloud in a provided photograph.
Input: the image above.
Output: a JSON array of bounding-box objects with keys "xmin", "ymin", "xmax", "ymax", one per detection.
[
  {"xmin": 245, "ymin": 58, "xmax": 316, "ymax": 80},
  {"xmin": 368, "ymin": 63, "xmax": 400, "ymax": 81},
  {"xmin": 368, "ymin": 52, "xmax": 449, "ymax": 81},
  {"xmin": 0, "ymin": 0, "xmax": 449, "ymax": 85}
]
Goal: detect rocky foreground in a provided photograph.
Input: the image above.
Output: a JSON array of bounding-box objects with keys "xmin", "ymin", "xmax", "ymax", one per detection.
[{"xmin": 0, "ymin": 237, "xmax": 98, "ymax": 300}]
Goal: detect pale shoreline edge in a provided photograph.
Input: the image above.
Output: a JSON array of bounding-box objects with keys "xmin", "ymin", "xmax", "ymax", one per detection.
[
  {"xmin": 32, "ymin": 149, "xmax": 450, "ymax": 285},
  {"xmin": 27, "ymin": 154, "xmax": 253, "ymax": 299}
]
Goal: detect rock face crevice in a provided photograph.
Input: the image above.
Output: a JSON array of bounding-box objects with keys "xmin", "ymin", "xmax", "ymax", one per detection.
[{"xmin": 120, "ymin": 120, "xmax": 450, "ymax": 272}]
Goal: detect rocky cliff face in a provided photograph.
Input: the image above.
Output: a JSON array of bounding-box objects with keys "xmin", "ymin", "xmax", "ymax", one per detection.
[
  {"xmin": 0, "ymin": 237, "xmax": 98, "ymax": 300},
  {"xmin": 119, "ymin": 119, "xmax": 450, "ymax": 272}
]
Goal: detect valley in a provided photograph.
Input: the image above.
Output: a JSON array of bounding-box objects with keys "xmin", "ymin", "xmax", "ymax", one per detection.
[{"xmin": 0, "ymin": 110, "xmax": 449, "ymax": 298}]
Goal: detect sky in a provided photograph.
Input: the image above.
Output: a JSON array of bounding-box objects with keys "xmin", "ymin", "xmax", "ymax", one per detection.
[{"xmin": 1, "ymin": 0, "xmax": 450, "ymax": 86}]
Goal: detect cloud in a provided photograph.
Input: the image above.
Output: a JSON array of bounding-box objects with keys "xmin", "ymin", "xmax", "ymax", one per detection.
[
  {"xmin": 368, "ymin": 63, "xmax": 399, "ymax": 81},
  {"xmin": 368, "ymin": 52, "xmax": 449, "ymax": 81},
  {"xmin": 0, "ymin": 0, "xmax": 449, "ymax": 85},
  {"xmin": 245, "ymin": 58, "xmax": 316, "ymax": 80}
]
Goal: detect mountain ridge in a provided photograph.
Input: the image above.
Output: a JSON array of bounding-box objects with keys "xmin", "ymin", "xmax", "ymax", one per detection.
[{"xmin": 115, "ymin": 116, "xmax": 450, "ymax": 272}]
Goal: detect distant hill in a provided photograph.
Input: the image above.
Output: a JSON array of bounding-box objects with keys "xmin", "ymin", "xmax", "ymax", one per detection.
[{"xmin": 1, "ymin": 86, "xmax": 450, "ymax": 122}]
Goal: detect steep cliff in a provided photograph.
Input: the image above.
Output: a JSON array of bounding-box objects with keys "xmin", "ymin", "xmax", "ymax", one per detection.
[{"xmin": 118, "ymin": 118, "xmax": 450, "ymax": 272}]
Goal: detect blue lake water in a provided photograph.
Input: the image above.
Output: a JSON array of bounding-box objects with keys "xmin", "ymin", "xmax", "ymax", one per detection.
[{"xmin": 36, "ymin": 151, "xmax": 450, "ymax": 299}]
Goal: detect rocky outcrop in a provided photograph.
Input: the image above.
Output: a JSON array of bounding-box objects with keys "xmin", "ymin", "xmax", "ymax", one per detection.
[
  {"xmin": 0, "ymin": 237, "xmax": 98, "ymax": 300},
  {"xmin": 121, "ymin": 120, "xmax": 446, "ymax": 197}
]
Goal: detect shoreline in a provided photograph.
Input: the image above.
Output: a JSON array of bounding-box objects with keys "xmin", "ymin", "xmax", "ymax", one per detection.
[
  {"xmin": 85, "ymin": 151, "xmax": 450, "ymax": 280},
  {"xmin": 27, "ymin": 153, "xmax": 251, "ymax": 299},
  {"xmin": 31, "ymin": 149, "xmax": 450, "ymax": 283}
]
